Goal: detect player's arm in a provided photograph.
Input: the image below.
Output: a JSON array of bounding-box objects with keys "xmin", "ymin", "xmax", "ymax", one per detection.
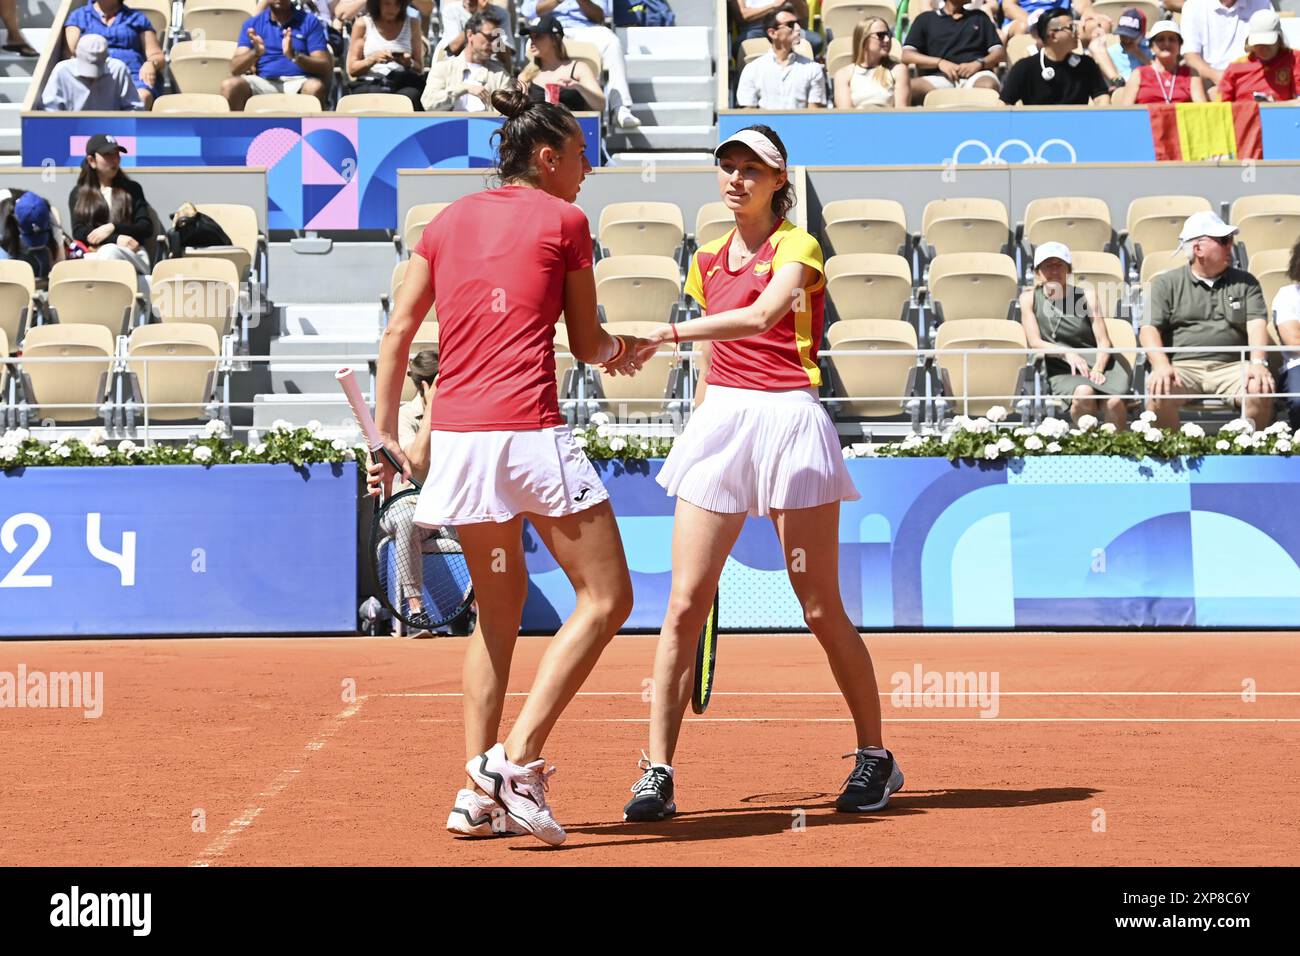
[
  {"xmin": 562, "ymin": 266, "xmax": 643, "ymax": 366},
  {"xmin": 405, "ymin": 387, "xmax": 436, "ymax": 485},
  {"xmin": 644, "ymin": 262, "xmax": 817, "ymax": 347},
  {"xmin": 375, "ymin": 254, "xmax": 434, "ymax": 490}
]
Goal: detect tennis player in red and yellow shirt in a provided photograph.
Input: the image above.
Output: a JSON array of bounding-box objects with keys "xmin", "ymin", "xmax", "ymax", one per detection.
[
  {"xmin": 1217, "ymin": 10, "xmax": 1300, "ymax": 103},
  {"xmin": 619, "ymin": 125, "xmax": 905, "ymax": 823}
]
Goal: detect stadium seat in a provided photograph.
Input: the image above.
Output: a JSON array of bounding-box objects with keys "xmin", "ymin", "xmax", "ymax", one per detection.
[
  {"xmin": 17, "ymin": 324, "xmax": 115, "ymax": 425},
  {"xmin": 1024, "ymin": 197, "xmax": 1116, "ymax": 253},
  {"xmin": 598, "ymin": 201, "xmax": 685, "ymax": 259},
  {"xmin": 922, "ymin": 87, "xmax": 1002, "ymax": 109},
  {"xmin": 694, "ymin": 201, "xmax": 734, "ymax": 248},
  {"xmin": 184, "ymin": 204, "xmax": 265, "ymax": 286},
  {"xmin": 1089, "ymin": 1, "xmax": 1160, "ymax": 27},
  {"xmin": 926, "ymin": 252, "xmax": 1020, "ymax": 327},
  {"xmin": 1249, "ymin": 247, "xmax": 1293, "ymax": 310},
  {"xmin": 182, "ymin": 0, "xmax": 258, "ymax": 45},
  {"xmin": 594, "ymin": 255, "xmax": 683, "ymax": 323},
  {"xmin": 595, "ymin": 321, "xmax": 682, "ymax": 417},
  {"xmin": 1139, "ymin": 248, "xmax": 1186, "ymax": 284},
  {"xmin": 740, "ymin": 36, "xmax": 814, "ymax": 65},
  {"xmin": 1069, "ymin": 250, "xmax": 1125, "ymax": 319},
  {"xmin": 1229, "ymin": 194, "xmax": 1300, "ymax": 262},
  {"xmin": 821, "ymin": 199, "xmax": 909, "ymax": 256},
  {"xmin": 399, "ymin": 202, "xmax": 451, "ymax": 257},
  {"xmin": 46, "ymin": 259, "xmax": 141, "ymax": 337},
  {"xmin": 152, "ymin": 93, "xmax": 231, "ymax": 113},
  {"xmin": 934, "ymin": 319, "xmax": 1032, "ymax": 419},
  {"xmin": 131, "ymin": 0, "xmax": 170, "ymax": 40},
  {"xmin": 1125, "ymin": 195, "xmax": 1213, "ymax": 260},
  {"xmin": 1104, "ymin": 317, "xmax": 1139, "ymax": 382},
  {"xmin": 921, "ymin": 198, "xmax": 1012, "ymax": 256},
  {"xmin": 169, "ymin": 40, "xmax": 239, "ymax": 95},
  {"xmin": 824, "ymin": 253, "xmax": 913, "ymax": 322},
  {"xmin": 0, "ymin": 260, "xmax": 37, "ymax": 351},
  {"xmin": 554, "ymin": 322, "xmax": 577, "ymax": 403},
  {"xmin": 0, "ymin": 327, "xmax": 9, "ymax": 427},
  {"xmin": 242, "ymin": 93, "xmax": 323, "ymax": 114},
  {"xmin": 150, "ymin": 257, "xmax": 241, "ymax": 338},
  {"xmin": 825, "ymin": 319, "xmax": 923, "ymax": 421},
  {"xmin": 125, "ymin": 323, "xmax": 222, "ymax": 423},
  {"xmin": 1007, "ymin": 34, "xmax": 1037, "ymax": 65},
  {"xmin": 383, "ymin": 260, "xmax": 438, "ymax": 326},
  {"xmin": 336, "ymin": 92, "xmax": 416, "ymax": 113},
  {"xmin": 822, "ymin": 0, "xmax": 897, "ymax": 38}
]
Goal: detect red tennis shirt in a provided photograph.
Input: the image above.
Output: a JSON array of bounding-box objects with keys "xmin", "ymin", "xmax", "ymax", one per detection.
[
  {"xmin": 684, "ymin": 219, "xmax": 827, "ymax": 390},
  {"xmin": 413, "ymin": 184, "xmax": 592, "ymax": 431}
]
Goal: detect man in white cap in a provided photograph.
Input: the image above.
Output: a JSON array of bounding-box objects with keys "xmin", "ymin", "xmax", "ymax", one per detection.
[
  {"xmin": 1140, "ymin": 210, "xmax": 1274, "ymax": 429},
  {"xmin": 1180, "ymin": 0, "xmax": 1272, "ymax": 87},
  {"xmin": 40, "ymin": 33, "xmax": 140, "ymax": 112},
  {"xmin": 1216, "ymin": 9, "xmax": 1300, "ymax": 101}
]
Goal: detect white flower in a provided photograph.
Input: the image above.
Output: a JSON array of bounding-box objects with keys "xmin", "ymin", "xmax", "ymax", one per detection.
[
  {"xmin": 1036, "ymin": 417, "xmax": 1069, "ymax": 439},
  {"xmin": 1013, "ymin": 426, "xmax": 1033, "ymax": 438},
  {"xmin": 247, "ymin": 429, "xmax": 261, "ymax": 447},
  {"xmin": 90, "ymin": 445, "xmax": 110, "ymax": 459},
  {"xmin": 306, "ymin": 420, "xmax": 323, "ymax": 435},
  {"xmin": 1144, "ymin": 430, "xmax": 1162, "ymax": 443},
  {"xmin": 589, "ymin": 412, "xmax": 611, "ymax": 427},
  {"xmin": 1180, "ymin": 423, "xmax": 1206, "ymax": 439},
  {"xmin": 640, "ymin": 441, "xmax": 650, "ymax": 451},
  {"xmin": 1074, "ymin": 415, "xmax": 1097, "ymax": 432},
  {"xmin": 1139, "ymin": 410, "xmax": 1158, "ymax": 424},
  {"xmin": 609, "ymin": 436, "xmax": 627, "ymax": 452},
  {"xmin": 596, "ymin": 424, "xmax": 614, "ymax": 440},
  {"xmin": 1024, "ymin": 435, "xmax": 1044, "ymax": 451},
  {"xmin": 231, "ymin": 450, "xmax": 243, "ymax": 460},
  {"xmin": 1234, "ymin": 433, "xmax": 1253, "ymax": 448},
  {"xmin": 204, "ymin": 419, "xmax": 226, "ymax": 439},
  {"xmin": 1265, "ymin": 421, "xmax": 1292, "ymax": 435},
  {"xmin": 1276, "ymin": 439, "xmax": 1292, "ymax": 453},
  {"xmin": 272, "ymin": 419, "xmax": 293, "ymax": 433},
  {"xmin": 117, "ymin": 440, "xmax": 137, "ymax": 455},
  {"xmin": 996, "ymin": 436, "xmax": 1015, "ymax": 453},
  {"xmin": 573, "ymin": 434, "xmax": 588, "ymax": 448},
  {"xmin": 1046, "ymin": 442, "xmax": 1062, "ymax": 454},
  {"xmin": 192, "ymin": 446, "xmax": 213, "ymax": 462},
  {"xmin": 253, "ymin": 443, "xmax": 267, "ymax": 455},
  {"xmin": 1221, "ymin": 418, "xmax": 1253, "ymax": 434},
  {"xmin": 900, "ymin": 435, "xmax": 924, "ymax": 450},
  {"xmin": 983, "ymin": 443, "xmax": 999, "ymax": 460},
  {"xmin": 85, "ymin": 427, "xmax": 107, "ymax": 447},
  {"xmin": 0, "ymin": 445, "xmax": 17, "ymax": 463},
  {"xmin": 969, "ymin": 417, "xmax": 992, "ymax": 434},
  {"xmin": 951, "ymin": 415, "xmax": 973, "ymax": 431},
  {"xmin": 331, "ymin": 438, "xmax": 348, "ymax": 452},
  {"xmin": 56, "ymin": 445, "xmax": 72, "ymax": 458},
  {"xmin": 1100, "ymin": 422, "xmax": 1118, "ymax": 434},
  {"xmin": 1, "ymin": 427, "xmax": 29, "ymax": 446},
  {"xmin": 850, "ymin": 443, "xmax": 872, "ymax": 458},
  {"xmin": 1216, "ymin": 440, "xmax": 1231, "ymax": 451},
  {"xmin": 986, "ymin": 405, "xmax": 1008, "ymax": 423},
  {"xmin": 342, "ymin": 448, "xmax": 356, "ymax": 461},
  {"xmin": 300, "ymin": 441, "xmax": 314, "ymax": 452}
]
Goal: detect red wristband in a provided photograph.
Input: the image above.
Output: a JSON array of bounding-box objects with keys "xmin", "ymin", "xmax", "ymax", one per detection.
[{"xmin": 671, "ymin": 323, "xmax": 680, "ymax": 345}]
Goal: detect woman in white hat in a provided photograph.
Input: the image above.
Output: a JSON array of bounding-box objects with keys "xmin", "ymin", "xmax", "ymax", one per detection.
[
  {"xmin": 1116, "ymin": 19, "xmax": 1206, "ymax": 105},
  {"xmin": 618, "ymin": 124, "xmax": 904, "ymax": 825},
  {"xmin": 1019, "ymin": 241, "xmax": 1132, "ymax": 426}
]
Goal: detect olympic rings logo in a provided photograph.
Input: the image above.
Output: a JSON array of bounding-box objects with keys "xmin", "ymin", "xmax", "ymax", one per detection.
[{"xmin": 948, "ymin": 138, "xmax": 1079, "ymax": 166}]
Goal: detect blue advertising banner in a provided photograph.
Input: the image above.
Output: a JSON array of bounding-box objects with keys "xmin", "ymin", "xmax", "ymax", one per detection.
[
  {"xmin": 0, "ymin": 464, "xmax": 358, "ymax": 637},
  {"xmin": 521, "ymin": 457, "xmax": 1300, "ymax": 631},
  {"xmin": 20, "ymin": 114, "xmax": 602, "ymax": 231}
]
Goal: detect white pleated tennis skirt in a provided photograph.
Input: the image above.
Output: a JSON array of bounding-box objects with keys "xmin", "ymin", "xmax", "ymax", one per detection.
[
  {"xmin": 412, "ymin": 425, "xmax": 609, "ymax": 527},
  {"xmin": 657, "ymin": 384, "xmax": 860, "ymax": 517}
]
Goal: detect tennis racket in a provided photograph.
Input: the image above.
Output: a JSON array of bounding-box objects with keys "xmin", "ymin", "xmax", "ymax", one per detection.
[
  {"xmin": 691, "ymin": 589, "xmax": 720, "ymax": 714},
  {"xmin": 337, "ymin": 368, "xmax": 475, "ymax": 633}
]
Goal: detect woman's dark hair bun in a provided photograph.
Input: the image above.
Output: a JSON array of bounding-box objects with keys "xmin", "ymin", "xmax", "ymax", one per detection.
[{"xmin": 491, "ymin": 88, "xmax": 533, "ymax": 120}]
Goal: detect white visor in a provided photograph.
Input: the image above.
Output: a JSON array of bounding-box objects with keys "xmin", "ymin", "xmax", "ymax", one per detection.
[{"xmin": 714, "ymin": 128, "xmax": 786, "ymax": 171}]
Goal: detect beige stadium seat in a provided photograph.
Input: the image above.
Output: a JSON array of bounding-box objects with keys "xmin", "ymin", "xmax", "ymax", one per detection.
[
  {"xmin": 935, "ymin": 319, "xmax": 1030, "ymax": 419},
  {"xmin": 595, "ymin": 321, "xmax": 679, "ymax": 415},
  {"xmin": 1069, "ymin": 250, "xmax": 1125, "ymax": 319},
  {"xmin": 822, "ymin": 0, "xmax": 898, "ymax": 37},
  {"xmin": 927, "ymin": 252, "xmax": 1019, "ymax": 324},
  {"xmin": 694, "ymin": 201, "xmax": 734, "ymax": 248},
  {"xmin": 188, "ymin": 204, "xmax": 264, "ymax": 283},
  {"xmin": 1007, "ymin": 34, "xmax": 1037, "ymax": 65},
  {"xmin": 19, "ymin": 324, "xmax": 115, "ymax": 424},
  {"xmin": 152, "ymin": 93, "xmax": 231, "ymax": 113},
  {"xmin": 150, "ymin": 257, "xmax": 240, "ymax": 338},
  {"xmin": 0, "ymin": 327, "xmax": 9, "ymax": 403},
  {"xmin": 599, "ymin": 202, "xmax": 685, "ymax": 259},
  {"xmin": 1103, "ymin": 317, "xmax": 1138, "ymax": 384},
  {"xmin": 400, "ymin": 202, "xmax": 451, "ymax": 255},
  {"xmin": 1249, "ymin": 247, "xmax": 1293, "ymax": 310},
  {"xmin": 1125, "ymin": 195, "xmax": 1212, "ymax": 256},
  {"xmin": 923, "ymin": 87, "xmax": 1002, "ymax": 109},
  {"xmin": 127, "ymin": 323, "xmax": 221, "ymax": 422},
  {"xmin": 825, "ymin": 253, "xmax": 913, "ymax": 322},
  {"xmin": 47, "ymin": 259, "xmax": 140, "ymax": 336},
  {"xmin": 1230, "ymin": 194, "xmax": 1300, "ymax": 259},
  {"xmin": 921, "ymin": 198, "xmax": 1011, "ymax": 256},
  {"xmin": 595, "ymin": 255, "xmax": 682, "ymax": 323},
  {"xmin": 243, "ymin": 92, "xmax": 323, "ymax": 114},
  {"xmin": 821, "ymin": 199, "xmax": 909, "ymax": 256},
  {"xmin": 0, "ymin": 260, "xmax": 37, "ymax": 350},
  {"xmin": 740, "ymin": 36, "xmax": 813, "ymax": 65},
  {"xmin": 1139, "ymin": 248, "xmax": 1186, "ymax": 284},
  {"xmin": 182, "ymin": 0, "xmax": 258, "ymax": 44},
  {"xmin": 1089, "ymin": 1, "xmax": 1160, "ymax": 27},
  {"xmin": 826, "ymin": 319, "xmax": 920, "ymax": 419},
  {"xmin": 336, "ymin": 92, "xmax": 415, "ymax": 113},
  {"xmin": 384, "ymin": 259, "xmax": 438, "ymax": 324},
  {"xmin": 170, "ymin": 40, "xmax": 239, "ymax": 95},
  {"xmin": 563, "ymin": 40, "xmax": 603, "ymax": 80},
  {"xmin": 130, "ymin": 0, "xmax": 170, "ymax": 38},
  {"xmin": 1024, "ymin": 197, "xmax": 1115, "ymax": 252},
  {"xmin": 553, "ymin": 323, "xmax": 576, "ymax": 401}
]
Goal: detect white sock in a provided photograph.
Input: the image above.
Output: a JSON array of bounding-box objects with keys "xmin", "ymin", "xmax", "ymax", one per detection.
[
  {"xmin": 650, "ymin": 762, "xmax": 674, "ymax": 776},
  {"xmin": 858, "ymin": 747, "xmax": 888, "ymax": 759}
]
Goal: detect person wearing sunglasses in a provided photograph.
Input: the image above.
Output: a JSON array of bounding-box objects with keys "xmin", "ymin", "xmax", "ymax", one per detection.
[
  {"xmin": 999, "ymin": 7, "xmax": 1111, "ymax": 104},
  {"xmin": 434, "ymin": 0, "xmax": 517, "ymax": 67},
  {"xmin": 421, "ymin": 9, "xmax": 513, "ymax": 111},
  {"xmin": 902, "ymin": 0, "xmax": 1004, "ymax": 105},
  {"xmin": 833, "ymin": 16, "xmax": 909, "ymax": 109},
  {"xmin": 1140, "ymin": 211, "xmax": 1274, "ymax": 430},
  {"xmin": 736, "ymin": 4, "xmax": 827, "ymax": 109}
]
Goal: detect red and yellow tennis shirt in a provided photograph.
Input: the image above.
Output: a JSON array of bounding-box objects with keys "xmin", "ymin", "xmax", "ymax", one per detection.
[{"xmin": 684, "ymin": 219, "xmax": 827, "ymax": 390}]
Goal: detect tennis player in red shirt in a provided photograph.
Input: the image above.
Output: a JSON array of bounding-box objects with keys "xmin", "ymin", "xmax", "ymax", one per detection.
[
  {"xmin": 373, "ymin": 89, "xmax": 647, "ymax": 847},
  {"xmin": 620, "ymin": 125, "xmax": 904, "ymax": 823}
]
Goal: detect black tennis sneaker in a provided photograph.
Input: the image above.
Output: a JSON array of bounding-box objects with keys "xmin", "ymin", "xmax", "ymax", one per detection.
[
  {"xmin": 835, "ymin": 748, "xmax": 904, "ymax": 812},
  {"xmin": 623, "ymin": 754, "xmax": 676, "ymax": 822}
]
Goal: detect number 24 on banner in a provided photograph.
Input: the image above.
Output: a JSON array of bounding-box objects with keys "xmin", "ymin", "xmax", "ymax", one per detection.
[{"xmin": 0, "ymin": 512, "xmax": 136, "ymax": 588}]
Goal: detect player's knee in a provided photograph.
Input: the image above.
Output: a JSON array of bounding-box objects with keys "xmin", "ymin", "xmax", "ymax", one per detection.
[
  {"xmin": 801, "ymin": 599, "xmax": 842, "ymax": 635},
  {"xmin": 585, "ymin": 578, "xmax": 633, "ymax": 634}
]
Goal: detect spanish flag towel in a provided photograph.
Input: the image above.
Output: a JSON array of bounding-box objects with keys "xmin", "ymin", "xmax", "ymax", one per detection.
[{"xmin": 1148, "ymin": 102, "xmax": 1263, "ymax": 162}]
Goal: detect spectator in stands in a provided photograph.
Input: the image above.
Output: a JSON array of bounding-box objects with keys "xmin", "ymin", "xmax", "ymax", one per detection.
[
  {"xmin": 0, "ymin": 190, "xmax": 66, "ymax": 278},
  {"xmin": 346, "ymin": 0, "xmax": 427, "ymax": 111},
  {"xmin": 1019, "ymin": 241, "xmax": 1130, "ymax": 427},
  {"xmin": 42, "ymin": 34, "xmax": 142, "ymax": 112},
  {"xmin": 435, "ymin": 0, "xmax": 516, "ymax": 68},
  {"xmin": 1, "ymin": 0, "xmax": 38, "ymax": 56},
  {"xmin": 1272, "ymin": 238, "xmax": 1300, "ymax": 429},
  {"xmin": 902, "ymin": 0, "xmax": 1004, "ymax": 105},
  {"xmin": 1181, "ymin": 0, "xmax": 1272, "ymax": 87},
  {"xmin": 833, "ymin": 16, "xmax": 910, "ymax": 109},
  {"xmin": 518, "ymin": 14, "xmax": 606, "ymax": 112},
  {"xmin": 736, "ymin": 5, "xmax": 827, "ymax": 109},
  {"xmin": 64, "ymin": 0, "xmax": 165, "ymax": 109},
  {"xmin": 222, "ymin": 0, "xmax": 332, "ymax": 111},
  {"xmin": 1215, "ymin": 10, "xmax": 1300, "ymax": 103},
  {"xmin": 421, "ymin": 9, "xmax": 513, "ymax": 111},
  {"xmin": 1002, "ymin": 0, "xmax": 1063, "ymax": 39},
  {"xmin": 520, "ymin": 1, "xmax": 641, "ymax": 128},
  {"xmin": 1141, "ymin": 211, "xmax": 1274, "ymax": 429},
  {"xmin": 1091, "ymin": 8, "xmax": 1151, "ymax": 86},
  {"xmin": 260, "ymin": 0, "xmax": 348, "ymax": 60},
  {"xmin": 1000, "ymin": 8, "xmax": 1110, "ymax": 105},
  {"xmin": 1116, "ymin": 19, "xmax": 1207, "ymax": 105},
  {"xmin": 730, "ymin": 0, "xmax": 822, "ymax": 57},
  {"xmin": 68, "ymin": 134, "xmax": 154, "ymax": 282}
]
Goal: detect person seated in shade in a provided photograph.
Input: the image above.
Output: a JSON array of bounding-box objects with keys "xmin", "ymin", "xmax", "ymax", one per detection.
[
  {"xmin": 1116, "ymin": 19, "xmax": 1207, "ymax": 105},
  {"xmin": 1019, "ymin": 242, "xmax": 1131, "ymax": 428},
  {"xmin": 999, "ymin": 7, "xmax": 1111, "ymax": 105},
  {"xmin": 520, "ymin": 0, "xmax": 641, "ymax": 128},
  {"xmin": 902, "ymin": 0, "xmax": 1004, "ymax": 106},
  {"xmin": 1141, "ymin": 211, "xmax": 1274, "ymax": 430},
  {"xmin": 68, "ymin": 134, "xmax": 154, "ymax": 288},
  {"xmin": 1215, "ymin": 10, "xmax": 1300, "ymax": 103},
  {"xmin": 832, "ymin": 16, "xmax": 910, "ymax": 109},
  {"xmin": 64, "ymin": 0, "xmax": 164, "ymax": 109},
  {"xmin": 421, "ymin": 9, "xmax": 513, "ymax": 111},
  {"xmin": 517, "ymin": 14, "xmax": 605, "ymax": 113},
  {"xmin": 222, "ymin": 0, "xmax": 333, "ymax": 111},
  {"xmin": 1091, "ymin": 7, "xmax": 1151, "ymax": 86},
  {"xmin": 42, "ymin": 33, "xmax": 142, "ymax": 112},
  {"xmin": 736, "ymin": 5, "xmax": 827, "ymax": 109},
  {"xmin": 1272, "ymin": 238, "xmax": 1300, "ymax": 429},
  {"xmin": 346, "ymin": 0, "xmax": 427, "ymax": 111},
  {"xmin": 0, "ymin": 190, "xmax": 66, "ymax": 279}
]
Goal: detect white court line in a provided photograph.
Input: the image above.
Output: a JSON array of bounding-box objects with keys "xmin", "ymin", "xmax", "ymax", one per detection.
[
  {"xmin": 379, "ymin": 691, "xmax": 1300, "ymax": 698},
  {"xmin": 189, "ymin": 696, "xmax": 367, "ymax": 867},
  {"xmin": 403, "ymin": 716, "xmax": 1300, "ymax": 724}
]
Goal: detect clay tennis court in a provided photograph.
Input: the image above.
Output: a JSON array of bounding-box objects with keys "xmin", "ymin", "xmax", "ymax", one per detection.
[{"xmin": 2, "ymin": 633, "xmax": 1297, "ymax": 867}]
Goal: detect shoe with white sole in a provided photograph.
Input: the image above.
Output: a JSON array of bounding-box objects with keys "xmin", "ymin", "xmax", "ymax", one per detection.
[
  {"xmin": 445, "ymin": 788, "xmax": 527, "ymax": 837},
  {"xmin": 466, "ymin": 743, "xmax": 566, "ymax": 846},
  {"xmin": 614, "ymin": 105, "xmax": 641, "ymax": 129}
]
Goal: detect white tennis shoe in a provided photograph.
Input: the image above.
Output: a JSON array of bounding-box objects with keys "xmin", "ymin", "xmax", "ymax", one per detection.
[
  {"xmin": 466, "ymin": 743, "xmax": 566, "ymax": 846},
  {"xmin": 445, "ymin": 788, "xmax": 527, "ymax": 837}
]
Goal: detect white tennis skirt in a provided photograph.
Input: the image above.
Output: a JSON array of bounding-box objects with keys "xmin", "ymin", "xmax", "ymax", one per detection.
[
  {"xmin": 657, "ymin": 384, "xmax": 860, "ymax": 517},
  {"xmin": 412, "ymin": 425, "xmax": 609, "ymax": 527}
]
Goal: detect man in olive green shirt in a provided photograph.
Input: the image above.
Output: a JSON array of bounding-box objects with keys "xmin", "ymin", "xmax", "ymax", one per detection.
[{"xmin": 1140, "ymin": 211, "xmax": 1274, "ymax": 429}]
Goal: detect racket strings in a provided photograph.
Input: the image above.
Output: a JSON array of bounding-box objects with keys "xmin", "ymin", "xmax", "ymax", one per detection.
[{"xmin": 373, "ymin": 492, "xmax": 473, "ymax": 629}]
